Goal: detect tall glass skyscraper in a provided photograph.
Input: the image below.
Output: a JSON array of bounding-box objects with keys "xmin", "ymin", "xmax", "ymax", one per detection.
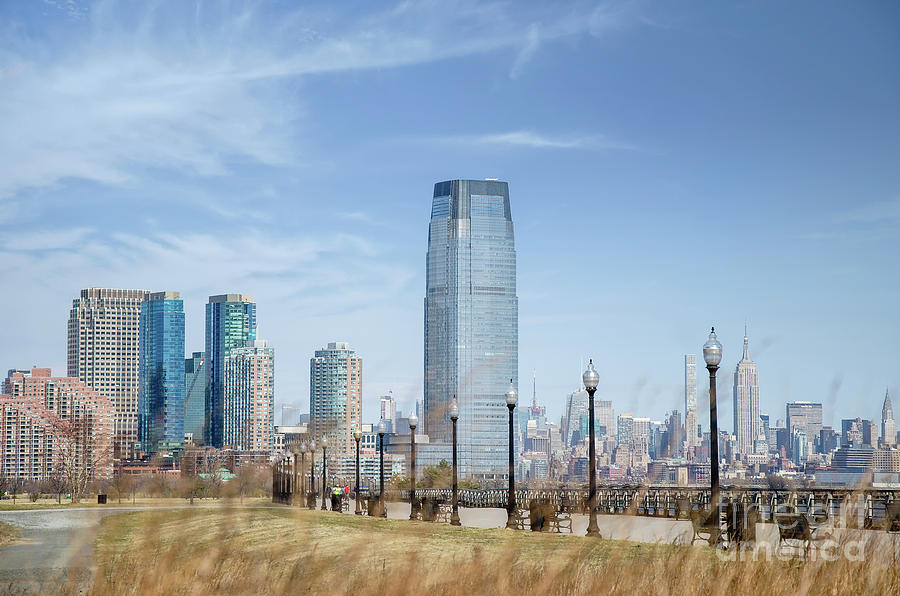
[
  {"xmin": 424, "ymin": 179, "xmax": 518, "ymax": 478},
  {"xmin": 205, "ymin": 294, "xmax": 256, "ymax": 447},
  {"xmin": 184, "ymin": 352, "xmax": 207, "ymax": 443},
  {"xmin": 138, "ymin": 291, "xmax": 185, "ymax": 452}
]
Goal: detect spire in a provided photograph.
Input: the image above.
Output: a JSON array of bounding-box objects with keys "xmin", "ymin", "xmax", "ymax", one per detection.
[
  {"xmin": 742, "ymin": 325, "xmax": 750, "ymax": 362},
  {"xmin": 532, "ymin": 370, "xmax": 537, "ymax": 410},
  {"xmin": 884, "ymin": 388, "xmax": 894, "ymax": 420}
]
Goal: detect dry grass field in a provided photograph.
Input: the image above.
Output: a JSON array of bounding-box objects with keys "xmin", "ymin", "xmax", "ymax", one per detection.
[
  {"xmin": 0, "ymin": 520, "xmax": 19, "ymax": 547},
  {"xmin": 89, "ymin": 507, "xmax": 899, "ymax": 595}
]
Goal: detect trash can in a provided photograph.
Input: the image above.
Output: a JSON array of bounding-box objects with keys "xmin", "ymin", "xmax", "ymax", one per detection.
[{"xmin": 97, "ymin": 494, "xmax": 107, "ymax": 505}]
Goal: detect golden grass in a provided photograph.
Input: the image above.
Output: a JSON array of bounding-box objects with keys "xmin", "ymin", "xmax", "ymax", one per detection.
[
  {"xmin": 0, "ymin": 520, "xmax": 19, "ymax": 546},
  {"xmin": 90, "ymin": 507, "xmax": 899, "ymax": 595}
]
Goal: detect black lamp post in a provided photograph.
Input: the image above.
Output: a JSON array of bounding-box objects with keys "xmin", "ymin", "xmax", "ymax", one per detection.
[
  {"xmin": 354, "ymin": 428, "xmax": 362, "ymax": 515},
  {"xmin": 309, "ymin": 440, "xmax": 317, "ymax": 508},
  {"xmin": 449, "ymin": 397, "xmax": 461, "ymax": 526},
  {"xmin": 703, "ymin": 327, "xmax": 723, "ymax": 510},
  {"xmin": 505, "ymin": 379, "xmax": 518, "ymax": 530},
  {"xmin": 409, "ymin": 412, "xmax": 419, "ymax": 520},
  {"xmin": 378, "ymin": 419, "xmax": 387, "ymax": 518},
  {"xmin": 583, "ymin": 360, "xmax": 601, "ymax": 537},
  {"xmin": 320, "ymin": 435, "xmax": 328, "ymax": 511},
  {"xmin": 299, "ymin": 441, "xmax": 307, "ymax": 502}
]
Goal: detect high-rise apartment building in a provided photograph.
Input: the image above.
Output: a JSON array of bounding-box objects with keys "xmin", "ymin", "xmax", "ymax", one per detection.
[
  {"xmin": 184, "ymin": 352, "xmax": 207, "ymax": 444},
  {"xmin": 138, "ymin": 291, "xmax": 185, "ymax": 453},
  {"xmin": 309, "ymin": 342, "xmax": 361, "ymax": 455},
  {"xmin": 1, "ymin": 367, "xmax": 114, "ymax": 481},
  {"xmin": 684, "ymin": 355, "xmax": 698, "ymax": 449},
  {"xmin": 205, "ymin": 294, "xmax": 256, "ymax": 447},
  {"xmin": 733, "ymin": 331, "xmax": 760, "ymax": 456},
  {"xmin": 883, "ymin": 389, "xmax": 895, "ymax": 446},
  {"xmin": 223, "ymin": 340, "xmax": 274, "ymax": 451},
  {"xmin": 424, "ymin": 179, "xmax": 518, "ymax": 478},
  {"xmin": 67, "ymin": 288, "xmax": 147, "ymax": 458},
  {"xmin": 596, "ymin": 400, "xmax": 615, "ymax": 438}
]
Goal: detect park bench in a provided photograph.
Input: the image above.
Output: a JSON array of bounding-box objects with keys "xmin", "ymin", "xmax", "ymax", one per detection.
[{"xmin": 773, "ymin": 512, "xmax": 830, "ymax": 556}]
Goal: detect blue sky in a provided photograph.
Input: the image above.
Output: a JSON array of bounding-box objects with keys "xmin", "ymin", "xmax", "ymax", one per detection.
[{"xmin": 0, "ymin": 0, "xmax": 897, "ymax": 430}]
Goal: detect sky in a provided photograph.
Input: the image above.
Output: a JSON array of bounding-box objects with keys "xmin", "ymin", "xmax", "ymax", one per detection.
[{"xmin": 0, "ymin": 0, "xmax": 898, "ymax": 432}]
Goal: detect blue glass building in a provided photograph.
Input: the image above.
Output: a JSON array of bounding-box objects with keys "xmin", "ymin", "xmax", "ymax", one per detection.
[
  {"xmin": 184, "ymin": 352, "xmax": 206, "ymax": 443},
  {"xmin": 424, "ymin": 179, "xmax": 518, "ymax": 479},
  {"xmin": 138, "ymin": 291, "xmax": 185, "ymax": 452},
  {"xmin": 205, "ymin": 294, "xmax": 256, "ymax": 447}
]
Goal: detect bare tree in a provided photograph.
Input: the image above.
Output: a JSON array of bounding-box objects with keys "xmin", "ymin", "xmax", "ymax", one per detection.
[
  {"xmin": 51, "ymin": 404, "xmax": 112, "ymax": 503},
  {"xmin": 199, "ymin": 451, "xmax": 225, "ymax": 499},
  {"xmin": 0, "ymin": 474, "xmax": 10, "ymax": 501},
  {"xmin": 45, "ymin": 467, "xmax": 68, "ymax": 504}
]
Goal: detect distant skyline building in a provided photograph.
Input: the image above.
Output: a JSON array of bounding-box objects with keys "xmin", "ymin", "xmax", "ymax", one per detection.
[
  {"xmin": 138, "ymin": 291, "xmax": 185, "ymax": 453},
  {"xmin": 684, "ymin": 354, "xmax": 698, "ymax": 450},
  {"xmin": 205, "ymin": 294, "xmax": 256, "ymax": 447},
  {"xmin": 310, "ymin": 341, "xmax": 362, "ymax": 455},
  {"xmin": 184, "ymin": 352, "xmax": 206, "ymax": 443},
  {"xmin": 380, "ymin": 392, "xmax": 396, "ymax": 433},
  {"xmin": 223, "ymin": 340, "xmax": 274, "ymax": 451},
  {"xmin": 67, "ymin": 287, "xmax": 147, "ymax": 458},
  {"xmin": 423, "ymin": 179, "xmax": 518, "ymax": 478},
  {"xmin": 733, "ymin": 331, "xmax": 760, "ymax": 456},
  {"xmin": 883, "ymin": 389, "xmax": 895, "ymax": 446},
  {"xmin": 786, "ymin": 401, "xmax": 823, "ymax": 457}
]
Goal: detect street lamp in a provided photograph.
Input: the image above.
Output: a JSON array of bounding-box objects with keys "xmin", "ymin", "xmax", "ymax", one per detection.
[
  {"xmin": 583, "ymin": 359, "xmax": 601, "ymax": 538},
  {"xmin": 308, "ymin": 439, "xmax": 317, "ymax": 510},
  {"xmin": 449, "ymin": 397, "xmax": 461, "ymax": 526},
  {"xmin": 378, "ymin": 419, "xmax": 387, "ymax": 518},
  {"xmin": 409, "ymin": 412, "xmax": 419, "ymax": 520},
  {"xmin": 300, "ymin": 441, "xmax": 308, "ymax": 503},
  {"xmin": 320, "ymin": 435, "xmax": 328, "ymax": 511},
  {"xmin": 505, "ymin": 379, "xmax": 518, "ymax": 530},
  {"xmin": 354, "ymin": 428, "xmax": 362, "ymax": 515},
  {"xmin": 703, "ymin": 327, "xmax": 723, "ymax": 510}
]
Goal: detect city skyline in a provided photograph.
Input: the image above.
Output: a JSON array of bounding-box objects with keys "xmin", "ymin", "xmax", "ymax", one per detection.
[{"xmin": 0, "ymin": 1, "xmax": 897, "ymax": 430}]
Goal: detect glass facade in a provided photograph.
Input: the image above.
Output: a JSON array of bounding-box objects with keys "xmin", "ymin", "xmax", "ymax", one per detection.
[
  {"xmin": 138, "ymin": 292, "xmax": 185, "ymax": 452},
  {"xmin": 205, "ymin": 295, "xmax": 256, "ymax": 447},
  {"xmin": 424, "ymin": 179, "xmax": 518, "ymax": 478},
  {"xmin": 184, "ymin": 352, "xmax": 207, "ymax": 443}
]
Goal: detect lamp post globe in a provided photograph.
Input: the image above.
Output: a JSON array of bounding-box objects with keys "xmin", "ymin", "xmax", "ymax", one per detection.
[
  {"xmin": 703, "ymin": 327, "xmax": 723, "ymax": 368},
  {"xmin": 505, "ymin": 378, "xmax": 518, "ymax": 529},
  {"xmin": 449, "ymin": 399, "xmax": 459, "ymax": 421},
  {"xmin": 583, "ymin": 360, "xmax": 599, "ymax": 392}
]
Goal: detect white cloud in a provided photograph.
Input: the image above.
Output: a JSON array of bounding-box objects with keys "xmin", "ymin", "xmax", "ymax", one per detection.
[
  {"xmin": 439, "ymin": 130, "xmax": 634, "ymax": 150},
  {"xmin": 836, "ymin": 197, "xmax": 900, "ymax": 224},
  {"xmin": 0, "ymin": 1, "xmax": 631, "ymax": 199}
]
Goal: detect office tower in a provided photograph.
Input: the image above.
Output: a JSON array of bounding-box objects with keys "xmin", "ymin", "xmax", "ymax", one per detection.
[
  {"xmin": 617, "ymin": 413, "xmax": 634, "ymax": 447},
  {"xmin": 1, "ymin": 367, "xmax": 114, "ymax": 481},
  {"xmin": 380, "ymin": 393, "xmax": 396, "ymax": 433},
  {"xmin": 310, "ymin": 342, "xmax": 362, "ymax": 455},
  {"xmin": 596, "ymin": 400, "xmax": 615, "ymax": 438},
  {"xmin": 564, "ymin": 389, "xmax": 588, "ymax": 447},
  {"xmin": 732, "ymin": 331, "xmax": 760, "ymax": 456},
  {"xmin": 138, "ymin": 291, "xmax": 185, "ymax": 453},
  {"xmin": 205, "ymin": 294, "xmax": 256, "ymax": 447},
  {"xmin": 883, "ymin": 389, "xmax": 896, "ymax": 446},
  {"xmin": 184, "ymin": 352, "xmax": 207, "ymax": 443},
  {"xmin": 786, "ymin": 401, "xmax": 823, "ymax": 456},
  {"xmin": 67, "ymin": 288, "xmax": 147, "ymax": 458},
  {"xmin": 423, "ymin": 179, "xmax": 518, "ymax": 478},
  {"xmin": 792, "ymin": 429, "xmax": 808, "ymax": 465},
  {"xmin": 667, "ymin": 410, "xmax": 684, "ymax": 458},
  {"xmin": 223, "ymin": 340, "xmax": 274, "ymax": 451},
  {"xmin": 684, "ymin": 355, "xmax": 698, "ymax": 449}
]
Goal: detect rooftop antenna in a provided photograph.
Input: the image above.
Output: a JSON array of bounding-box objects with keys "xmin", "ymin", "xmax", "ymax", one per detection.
[{"xmin": 532, "ymin": 370, "xmax": 537, "ymax": 410}]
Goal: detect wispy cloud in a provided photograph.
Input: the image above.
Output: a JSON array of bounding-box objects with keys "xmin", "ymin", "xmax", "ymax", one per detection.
[
  {"xmin": 835, "ymin": 197, "xmax": 900, "ymax": 224},
  {"xmin": 437, "ymin": 130, "xmax": 634, "ymax": 151},
  {"xmin": 0, "ymin": 1, "xmax": 632, "ymax": 200}
]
